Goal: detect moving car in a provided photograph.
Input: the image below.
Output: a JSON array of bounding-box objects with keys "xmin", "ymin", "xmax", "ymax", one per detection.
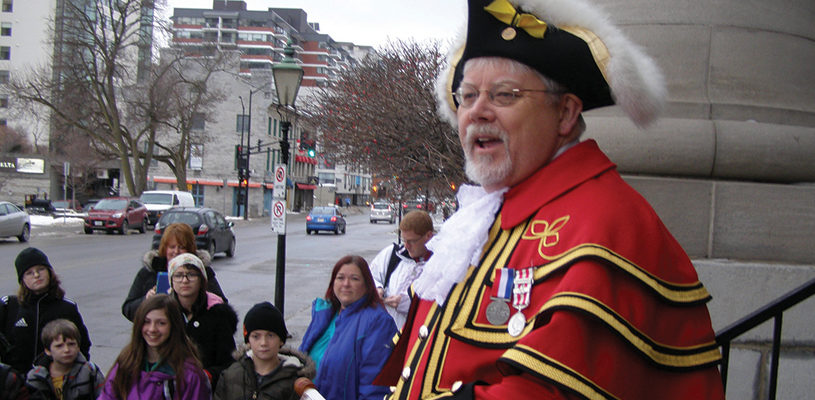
[
  {"xmin": 83, "ymin": 197, "xmax": 148, "ymax": 234},
  {"xmin": 151, "ymin": 207, "xmax": 235, "ymax": 257},
  {"xmin": 370, "ymin": 201, "xmax": 395, "ymax": 224},
  {"xmin": 306, "ymin": 206, "xmax": 346, "ymax": 235},
  {"xmin": 139, "ymin": 190, "xmax": 195, "ymax": 226},
  {"xmin": 0, "ymin": 201, "xmax": 30, "ymax": 242},
  {"xmin": 403, "ymin": 199, "xmax": 435, "ymax": 214}
]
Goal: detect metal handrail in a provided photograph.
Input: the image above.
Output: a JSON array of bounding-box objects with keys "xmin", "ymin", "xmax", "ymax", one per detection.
[{"xmin": 715, "ymin": 277, "xmax": 815, "ymax": 398}]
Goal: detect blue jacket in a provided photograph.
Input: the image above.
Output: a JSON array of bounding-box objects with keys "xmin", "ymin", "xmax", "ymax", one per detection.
[{"xmin": 299, "ymin": 297, "xmax": 396, "ymax": 400}]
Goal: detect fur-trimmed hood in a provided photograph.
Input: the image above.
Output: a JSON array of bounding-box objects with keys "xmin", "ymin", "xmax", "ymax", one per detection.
[
  {"xmin": 142, "ymin": 248, "xmax": 212, "ymax": 272},
  {"xmin": 233, "ymin": 345, "xmax": 317, "ymax": 379}
]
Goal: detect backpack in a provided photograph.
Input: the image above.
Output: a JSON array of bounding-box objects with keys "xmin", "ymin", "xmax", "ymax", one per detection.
[
  {"xmin": 0, "ymin": 296, "xmax": 18, "ymax": 361},
  {"xmin": 382, "ymin": 243, "xmax": 402, "ymax": 290}
]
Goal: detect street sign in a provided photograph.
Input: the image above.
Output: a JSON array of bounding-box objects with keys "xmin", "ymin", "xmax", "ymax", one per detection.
[
  {"xmin": 273, "ymin": 164, "xmax": 287, "ymax": 199},
  {"xmin": 271, "ymin": 199, "xmax": 287, "ymax": 234}
]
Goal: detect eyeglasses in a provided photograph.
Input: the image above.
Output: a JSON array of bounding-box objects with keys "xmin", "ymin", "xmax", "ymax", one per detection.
[
  {"xmin": 453, "ymin": 83, "xmax": 560, "ymax": 108},
  {"xmin": 171, "ymin": 273, "xmax": 200, "ymax": 282}
]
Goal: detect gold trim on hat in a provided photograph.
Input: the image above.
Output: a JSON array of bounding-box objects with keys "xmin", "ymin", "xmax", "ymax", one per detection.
[
  {"xmin": 561, "ymin": 26, "xmax": 611, "ymax": 84},
  {"xmin": 445, "ymin": 45, "xmax": 466, "ymax": 113}
]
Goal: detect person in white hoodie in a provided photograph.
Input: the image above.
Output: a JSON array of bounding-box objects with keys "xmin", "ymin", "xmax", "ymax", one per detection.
[{"xmin": 369, "ymin": 211, "xmax": 434, "ymax": 329}]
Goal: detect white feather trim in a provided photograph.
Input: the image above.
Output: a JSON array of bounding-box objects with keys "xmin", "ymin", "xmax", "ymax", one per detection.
[{"xmin": 434, "ymin": 0, "xmax": 666, "ymax": 128}]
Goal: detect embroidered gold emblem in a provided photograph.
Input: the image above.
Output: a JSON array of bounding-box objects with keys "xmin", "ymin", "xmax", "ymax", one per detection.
[{"xmin": 522, "ymin": 216, "xmax": 570, "ymax": 258}]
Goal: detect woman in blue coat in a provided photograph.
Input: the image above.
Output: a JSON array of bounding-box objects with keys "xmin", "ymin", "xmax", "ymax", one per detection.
[{"xmin": 299, "ymin": 255, "xmax": 397, "ymax": 400}]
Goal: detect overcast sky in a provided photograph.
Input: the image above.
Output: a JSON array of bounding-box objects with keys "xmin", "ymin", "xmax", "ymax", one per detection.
[{"xmin": 163, "ymin": 0, "xmax": 466, "ymax": 48}]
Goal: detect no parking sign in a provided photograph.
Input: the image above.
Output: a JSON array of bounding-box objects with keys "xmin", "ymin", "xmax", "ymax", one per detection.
[{"xmin": 271, "ymin": 199, "xmax": 287, "ymax": 234}]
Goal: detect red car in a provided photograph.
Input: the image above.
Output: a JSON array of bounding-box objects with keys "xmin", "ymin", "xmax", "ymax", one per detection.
[{"xmin": 84, "ymin": 197, "xmax": 149, "ymax": 235}]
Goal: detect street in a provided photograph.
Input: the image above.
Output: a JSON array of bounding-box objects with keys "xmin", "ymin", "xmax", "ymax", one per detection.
[{"xmin": 0, "ymin": 209, "xmax": 398, "ymax": 372}]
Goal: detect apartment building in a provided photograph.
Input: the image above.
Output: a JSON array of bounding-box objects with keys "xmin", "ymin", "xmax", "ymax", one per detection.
[{"xmin": 164, "ymin": 0, "xmax": 373, "ymax": 215}]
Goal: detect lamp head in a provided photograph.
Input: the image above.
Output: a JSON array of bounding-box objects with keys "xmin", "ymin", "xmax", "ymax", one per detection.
[{"xmin": 273, "ymin": 40, "xmax": 304, "ymax": 107}]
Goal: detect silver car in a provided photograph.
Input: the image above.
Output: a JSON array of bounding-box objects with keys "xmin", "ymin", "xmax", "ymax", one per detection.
[
  {"xmin": 370, "ymin": 201, "xmax": 395, "ymax": 224},
  {"xmin": 0, "ymin": 201, "xmax": 31, "ymax": 242}
]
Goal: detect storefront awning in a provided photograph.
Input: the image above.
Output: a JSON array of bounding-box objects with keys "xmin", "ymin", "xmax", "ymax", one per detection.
[{"xmin": 296, "ymin": 183, "xmax": 317, "ymax": 190}]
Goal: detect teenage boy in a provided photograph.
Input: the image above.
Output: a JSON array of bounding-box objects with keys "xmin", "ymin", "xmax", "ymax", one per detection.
[
  {"xmin": 25, "ymin": 319, "xmax": 104, "ymax": 400},
  {"xmin": 214, "ymin": 302, "xmax": 315, "ymax": 400}
]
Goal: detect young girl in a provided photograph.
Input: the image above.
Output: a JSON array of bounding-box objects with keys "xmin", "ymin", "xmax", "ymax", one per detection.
[
  {"xmin": 1, "ymin": 247, "xmax": 91, "ymax": 374},
  {"xmin": 98, "ymin": 295, "xmax": 210, "ymax": 399},
  {"xmin": 122, "ymin": 223, "xmax": 227, "ymax": 322},
  {"xmin": 167, "ymin": 253, "xmax": 237, "ymax": 386}
]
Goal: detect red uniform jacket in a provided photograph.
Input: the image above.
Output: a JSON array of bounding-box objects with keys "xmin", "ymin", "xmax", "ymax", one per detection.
[{"xmin": 376, "ymin": 140, "xmax": 724, "ymax": 400}]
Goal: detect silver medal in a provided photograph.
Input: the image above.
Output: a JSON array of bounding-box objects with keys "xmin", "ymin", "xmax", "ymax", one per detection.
[
  {"xmin": 485, "ymin": 299, "xmax": 510, "ymax": 325},
  {"xmin": 507, "ymin": 312, "xmax": 526, "ymax": 337}
]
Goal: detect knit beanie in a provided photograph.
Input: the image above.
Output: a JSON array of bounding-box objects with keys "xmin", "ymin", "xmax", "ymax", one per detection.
[
  {"xmin": 15, "ymin": 247, "xmax": 52, "ymax": 282},
  {"xmin": 167, "ymin": 253, "xmax": 207, "ymax": 285},
  {"xmin": 243, "ymin": 302, "xmax": 288, "ymax": 344}
]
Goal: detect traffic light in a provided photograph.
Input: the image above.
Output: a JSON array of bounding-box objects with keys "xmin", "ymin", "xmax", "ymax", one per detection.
[
  {"xmin": 301, "ymin": 139, "xmax": 316, "ymax": 157},
  {"xmin": 236, "ymin": 145, "xmax": 248, "ymax": 170}
]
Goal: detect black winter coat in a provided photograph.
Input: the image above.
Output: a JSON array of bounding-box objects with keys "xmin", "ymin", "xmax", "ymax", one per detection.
[
  {"xmin": 0, "ymin": 293, "xmax": 91, "ymax": 374},
  {"xmin": 214, "ymin": 347, "xmax": 316, "ymax": 400},
  {"xmin": 120, "ymin": 249, "xmax": 227, "ymax": 321},
  {"xmin": 184, "ymin": 300, "xmax": 238, "ymax": 388}
]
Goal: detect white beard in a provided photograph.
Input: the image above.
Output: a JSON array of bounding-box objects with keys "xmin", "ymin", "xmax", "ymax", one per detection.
[{"xmin": 464, "ymin": 124, "xmax": 512, "ymax": 188}]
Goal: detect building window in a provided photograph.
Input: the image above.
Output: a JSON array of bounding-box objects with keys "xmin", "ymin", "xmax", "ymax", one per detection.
[
  {"xmin": 236, "ymin": 114, "xmax": 249, "ymax": 133},
  {"xmin": 189, "ymin": 143, "xmax": 203, "ymax": 170},
  {"xmin": 268, "ymin": 117, "xmax": 278, "ymax": 137},
  {"xmin": 1, "ymin": 0, "xmax": 11, "ymax": 12},
  {"xmin": 0, "ymin": 47, "xmax": 9, "ymax": 60},
  {"xmin": 191, "ymin": 112, "xmax": 205, "ymax": 130},
  {"xmin": 0, "ymin": 119, "xmax": 6, "ymax": 126},
  {"xmin": 1, "ymin": 23, "xmax": 10, "ymax": 36},
  {"xmin": 190, "ymin": 184, "xmax": 204, "ymax": 206},
  {"xmin": 0, "ymin": 70, "xmax": 8, "ymax": 84},
  {"xmin": 0, "ymin": 95, "xmax": 7, "ymax": 108}
]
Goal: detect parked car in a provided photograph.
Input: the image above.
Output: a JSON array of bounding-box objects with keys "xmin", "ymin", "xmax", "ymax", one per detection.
[
  {"xmin": 24, "ymin": 198, "xmax": 55, "ymax": 216},
  {"xmin": 306, "ymin": 206, "xmax": 346, "ymax": 235},
  {"xmin": 83, "ymin": 197, "xmax": 148, "ymax": 235},
  {"xmin": 0, "ymin": 201, "xmax": 30, "ymax": 242},
  {"xmin": 151, "ymin": 207, "xmax": 235, "ymax": 257},
  {"xmin": 370, "ymin": 201, "xmax": 395, "ymax": 224},
  {"xmin": 139, "ymin": 190, "xmax": 196, "ymax": 226},
  {"xmin": 51, "ymin": 200, "xmax": 84, "ymax": 218}
]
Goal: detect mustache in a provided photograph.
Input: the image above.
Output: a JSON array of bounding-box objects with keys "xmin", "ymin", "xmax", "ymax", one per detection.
[{"xmin": 464, "ymin": 124, "xmax": 509, "ymax": 145}]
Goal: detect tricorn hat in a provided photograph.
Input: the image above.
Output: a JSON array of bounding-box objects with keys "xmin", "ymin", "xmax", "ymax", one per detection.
[{"xmin": 436, "ymin": 0, "xmax": 666, "ymax": 128}]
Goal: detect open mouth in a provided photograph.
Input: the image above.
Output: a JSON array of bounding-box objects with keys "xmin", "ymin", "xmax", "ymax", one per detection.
[{"xmin": 475, "ymin": 136, "xmax": 502, "ymax": 149}]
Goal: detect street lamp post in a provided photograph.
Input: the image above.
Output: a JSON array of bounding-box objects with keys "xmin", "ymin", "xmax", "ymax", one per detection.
[
  {"xmin": 271, "ymin": 40, "xmax": 303, "ymax": 314},
  {"xmin": 238, "ymin": 97, "xmax": 247, "ymax": 218}
]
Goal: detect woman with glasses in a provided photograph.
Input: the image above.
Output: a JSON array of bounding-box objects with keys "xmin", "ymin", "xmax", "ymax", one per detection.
[
  {"xmin": 121, "ymin": 223, "xmax": 227, "ymax": 322},
  {"xmin": 167, "ymin": 252, "xmax": 237, "ymax": 388}
]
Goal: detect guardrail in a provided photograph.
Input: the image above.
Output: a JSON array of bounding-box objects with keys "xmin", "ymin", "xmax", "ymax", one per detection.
[{"xmin": 716, "ymin": 277, "xmax": 815, "ymax": 398}]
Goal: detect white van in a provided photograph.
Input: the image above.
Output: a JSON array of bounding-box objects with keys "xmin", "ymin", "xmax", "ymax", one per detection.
[{"xmin": 139, "ymin": 190, "xmax": 195, "ymax": 226}]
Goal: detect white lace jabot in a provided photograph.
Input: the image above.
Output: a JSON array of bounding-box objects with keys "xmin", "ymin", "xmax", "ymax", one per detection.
[{"xmin": 412, "ymin": 184, "xmax": 507, "ymax": 305}]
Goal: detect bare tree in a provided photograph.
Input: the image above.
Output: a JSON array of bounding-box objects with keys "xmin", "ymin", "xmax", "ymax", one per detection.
[
  {"xmin": 305, "ymin": 39, "xmax": 465, "ymax": 202},
  {"xmin": 126, "ymin": 48, "xmax": 232, "ymax": 190},
  {"xmin": 9, "ymin": 0, "xmax": 232, "ymax": 196},
  {"xmin": 8, "ymin": 0, "xmax": 153, "ymax": 195}
]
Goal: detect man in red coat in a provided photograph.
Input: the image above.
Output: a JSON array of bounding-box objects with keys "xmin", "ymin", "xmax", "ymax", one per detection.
[{"xmin": 374, "ymin": 0, "xmax": 725, "ymax": 399}]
